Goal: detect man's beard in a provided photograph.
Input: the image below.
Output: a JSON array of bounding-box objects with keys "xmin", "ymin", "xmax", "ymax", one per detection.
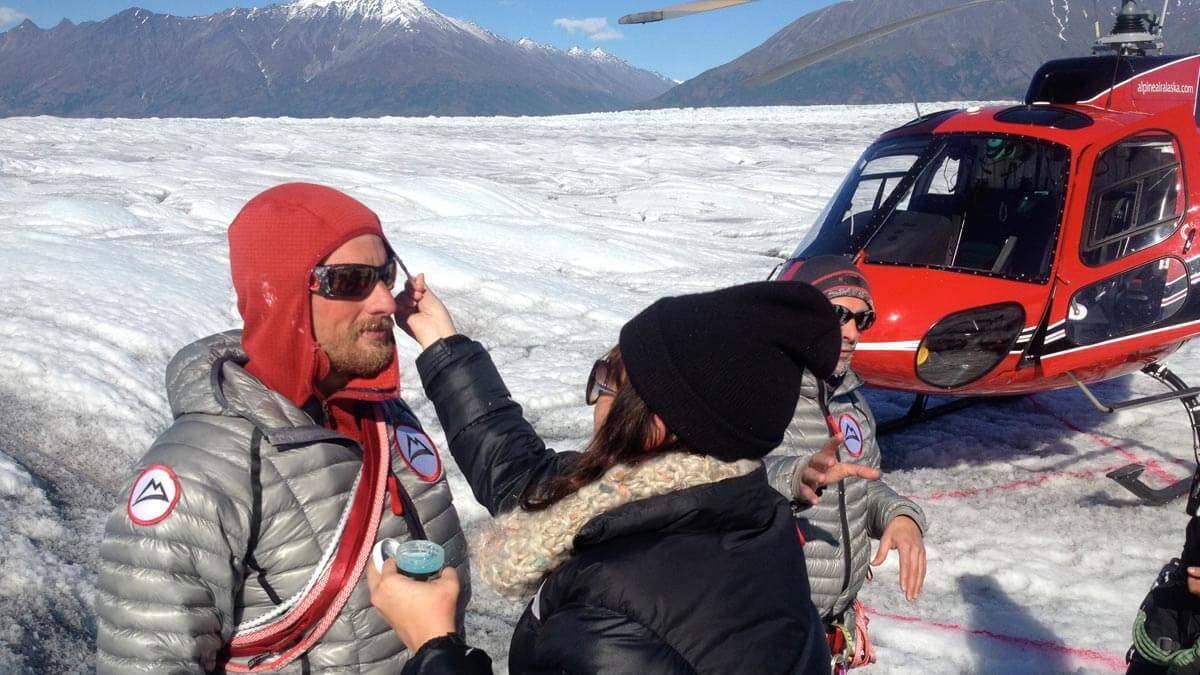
[
  {"xmin": 834, "ymin": 342, "xmax": 856, "ymax": 376},
  {"xmin": 324, "ymin": 316, "xmax": 395, "ymax": 378}
]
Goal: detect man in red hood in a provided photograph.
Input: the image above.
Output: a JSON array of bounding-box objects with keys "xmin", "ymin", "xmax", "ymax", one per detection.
[
  {"xmin": 230, "ymin": 182, "xmax": 404, "ymax": 434},
  {"xmin": 96, "ymin": 183, "xmax": 471, "ymax": 673}
]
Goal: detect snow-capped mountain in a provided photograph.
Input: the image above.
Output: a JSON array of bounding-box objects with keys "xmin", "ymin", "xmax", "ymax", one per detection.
[
  {"xmin": 286, "ymin": 0, "xmax": 441, "ymax": 24},
  {"xmin": 0, "ymin": 0, "xmax": 674, "ymax": 117}
]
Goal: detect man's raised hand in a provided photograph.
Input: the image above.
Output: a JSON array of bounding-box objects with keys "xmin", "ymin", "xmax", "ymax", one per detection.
[{"xmin": 791, "ymin": 434, "xmax": 881, "ymax": 505}]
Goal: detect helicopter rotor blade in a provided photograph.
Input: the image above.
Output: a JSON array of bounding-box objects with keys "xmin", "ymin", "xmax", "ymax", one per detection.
[
  {"xmin": 744, "ymin": 0, "xmax": 1009, "ymax": 87},
  {"xmin": 619, "ymin": 0, "xmax": 757, "ymax": 25}
]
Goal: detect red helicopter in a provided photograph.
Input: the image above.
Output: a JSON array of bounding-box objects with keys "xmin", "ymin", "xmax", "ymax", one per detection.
[{"xmin": 623, "ymin": 0, "xmax": 1200, "ymax": 505}]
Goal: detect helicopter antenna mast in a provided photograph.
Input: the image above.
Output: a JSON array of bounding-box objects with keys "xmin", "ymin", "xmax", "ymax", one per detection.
[
  {"xmin": 1092, "ymin": 0, "xmax": 1164, "ymax": 56},
  {"xmin": 1090, "ymin": 0, "xmax": 1165, "ymax": 109}
]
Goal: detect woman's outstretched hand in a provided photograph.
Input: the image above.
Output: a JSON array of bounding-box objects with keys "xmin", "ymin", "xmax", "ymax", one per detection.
[
  {"xmin": 367, "ymin": 562, "xmax": 462, "ymax": 654},
  {"xmin": 395, "ymin": 272, "xmax": 458, "ymax": 350}
]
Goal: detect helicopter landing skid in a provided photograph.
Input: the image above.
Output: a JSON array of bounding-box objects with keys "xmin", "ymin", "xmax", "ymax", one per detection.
[
  {"xmin": 1070, "ymin": 364, "xmax": 1200, "ymax": 506},
  {"xmin": 1105, "ymin": 464, "xmax": 1191, "ymax": 505},
  {"xmin": 876, "ymin": 394, "xmax": 1019, "ymax": 435}
]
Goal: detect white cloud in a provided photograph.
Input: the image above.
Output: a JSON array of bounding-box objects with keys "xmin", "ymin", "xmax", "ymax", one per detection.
[
  {"xmin": 553, "ymin": 17, "xmax": 606, "ymax": 34},
  {"xmin": 553, "ymin": 16, "xmax": 623, "ymax": 42},
  {"xmin": 589, "ymin": 27, "xmax": 623, "ymax": 42},
  {"xmin": 0, "ymin": 7, "xmax": 27, "ymax": 25}
]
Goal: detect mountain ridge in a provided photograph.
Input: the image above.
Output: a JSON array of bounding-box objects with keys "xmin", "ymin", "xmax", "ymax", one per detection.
[
  {"xmin": 647, "ymin": 0, "xmax": 1200, "ymax": 108},
  {"xmin": 0, "ymin": 0, "xmax": 674, "ymax": 117}
]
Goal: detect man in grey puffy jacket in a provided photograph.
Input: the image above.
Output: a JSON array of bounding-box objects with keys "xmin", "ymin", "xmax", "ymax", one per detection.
[
  {"xmin": 766, "ymin": 256, "xmax": 927, "ymax": 669},
  {"xmin": 96, "ymin": 183, "xmax": 469, "ymax": 673}
]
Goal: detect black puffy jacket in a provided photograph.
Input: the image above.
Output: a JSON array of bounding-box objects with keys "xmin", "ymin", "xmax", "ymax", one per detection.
[{"xmin": 415, "ymin": 336, "xmax": 831, "ymax": 675}]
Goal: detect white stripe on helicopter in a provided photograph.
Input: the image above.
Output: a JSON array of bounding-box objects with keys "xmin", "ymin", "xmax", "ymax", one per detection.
[
  {"xmin": 1041, "ymin": 318, "xmax": 1200, "ymax": 360},
  {"xmin": 1079, "ymin": 54, "xmax": 1200, "ymax": 105}
]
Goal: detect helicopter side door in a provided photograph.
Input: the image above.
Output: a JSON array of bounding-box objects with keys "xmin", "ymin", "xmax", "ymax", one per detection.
[{"xmin": 1037, "ymin": 117, "xmax": 1200, "ymax": 382}]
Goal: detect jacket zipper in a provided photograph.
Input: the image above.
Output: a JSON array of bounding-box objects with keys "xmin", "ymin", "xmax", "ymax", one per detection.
[
  {"xmin": 838, "ymin": 477, "xmax": 852, "ymax": 596},
  {"xmin": 821, "ymin": 378, "xmax": 854, "ymax": 599}
]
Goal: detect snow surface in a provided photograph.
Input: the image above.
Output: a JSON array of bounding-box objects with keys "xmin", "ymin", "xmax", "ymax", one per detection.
[{"xmin": 0, "ymin": 104, "xmax": 1193, "ymax": 673}]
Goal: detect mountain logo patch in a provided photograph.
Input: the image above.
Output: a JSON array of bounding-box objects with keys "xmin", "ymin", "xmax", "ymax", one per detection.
[
  {"xmin": 838, "ymin": 413, "xmax": 865, "ymax": 458},
  {"xmin": 393, "ymin": 425, "xmax": 442, "ymax": 482},
  {"xmin": 127, "ymin": 465, "xmax": 181, "ymax": 526}
]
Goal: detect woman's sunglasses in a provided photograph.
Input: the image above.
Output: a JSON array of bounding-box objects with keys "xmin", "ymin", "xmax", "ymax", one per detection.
[
  {"xmin": 833, "ymin": 304, "xmax": 876, "ymax": 331},
  {"xmin": 309, "ymin": 257, "xmax": 412, "ymax": 300},
  {"xmin": 585, "ymin": 359, "xmax": 618, "ymax": 405}
]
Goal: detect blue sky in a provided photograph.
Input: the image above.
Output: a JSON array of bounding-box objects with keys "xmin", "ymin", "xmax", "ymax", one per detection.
[{"xmin": 0, "ymin": 0, "xmax": 840, "ymax": 81}]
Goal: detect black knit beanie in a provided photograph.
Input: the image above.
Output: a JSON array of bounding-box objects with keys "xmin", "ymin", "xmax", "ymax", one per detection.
[
  {"xmin": 618, "ymin": 280, "xmax": 841, "ymax": 462},
  {"xmin": 778, "ymin": 255, "xmax": 873, "ymax": 310}
]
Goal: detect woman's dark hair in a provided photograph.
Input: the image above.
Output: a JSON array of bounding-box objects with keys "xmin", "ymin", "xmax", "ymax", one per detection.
[{"xmin": 520, "ymin": 346, "xmax": 685, "ymax": 512}]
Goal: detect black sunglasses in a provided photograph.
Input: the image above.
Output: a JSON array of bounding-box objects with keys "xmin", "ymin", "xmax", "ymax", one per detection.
[
  {"xmin": 833, "ymin": 304, "xmax": 876, "ymax": 331},
  {"xmin": 309, "ymin": 257, "xmax": 411, "ymax": 300},
  {"xmin": 585, "ymin": 359, "xmax": 619, "ymax": 405}
]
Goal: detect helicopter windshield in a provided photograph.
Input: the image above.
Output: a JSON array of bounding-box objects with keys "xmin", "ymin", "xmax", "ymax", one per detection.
[{"xmin": 794, "ymin": 134, "xmax": 1070, "ymax": 283}]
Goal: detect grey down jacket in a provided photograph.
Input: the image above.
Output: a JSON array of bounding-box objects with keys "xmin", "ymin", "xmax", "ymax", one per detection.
[
  {"xmin": 765, "ymin": 370, "xmax": 926, "ymax": 622},
  {"xmin": 96, "ymin": 331, "xmax": 469, "ymax": 674}
]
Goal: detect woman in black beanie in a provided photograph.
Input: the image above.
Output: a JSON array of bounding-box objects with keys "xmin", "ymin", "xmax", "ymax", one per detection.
[{"xmin": 369, "ymin": 275, "xmax": 842, "ymax": 674}]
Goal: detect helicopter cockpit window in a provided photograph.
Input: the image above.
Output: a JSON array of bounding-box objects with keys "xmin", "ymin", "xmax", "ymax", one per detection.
[
  {"xmin": 791, "ymin": 137, "xmax": 924, "ymax": 257},
  {"xmin": 1082, "ymin": 133, "xmax": 1184, "ymax": 266},
  {"xmin": 927, "ymin": 156, "xmax": 960, "ymax": 195},
  {"xmin": 1066, "ymin": 257, "xmax": 1189, "ymax": 345},
  {"xmin": 845, "ymin": 155, "xmax": 917, "ymax": 218},
  {"xmin": 793, "ymin": 133, "xmax": 1069, "ymax": 283}
]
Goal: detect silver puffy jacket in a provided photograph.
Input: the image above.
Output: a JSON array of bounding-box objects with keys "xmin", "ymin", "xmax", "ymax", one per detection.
[
  {"xmin": 765, "ymin": 370, "xmax": 926, "ymax": 622},
  {"xmin": 96, "ymin": 331, "xmax": 469, "ymax": 673}
]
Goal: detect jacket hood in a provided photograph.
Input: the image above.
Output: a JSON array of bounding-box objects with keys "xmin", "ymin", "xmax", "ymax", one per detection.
[
  {"xmin": 471, "ymin": 453, "xmax": 763, "ymax": 600},
  {"xmin": 574, "ymin": 464, "xmax": 781, "ymax": 547},
  {"xmin": 801, "ymin": 368, "xmax": 864, "ymax": 399},
  {"xmin": 228, "ymin": 182, "xmax": 400, "ymax": 409},
  {"xmin": 165, "ymin": 331, "xmax": 348, "ymax": 446}
]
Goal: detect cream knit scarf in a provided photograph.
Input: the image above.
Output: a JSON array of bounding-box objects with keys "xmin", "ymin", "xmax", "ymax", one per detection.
[{"xmin": 473, "ymin": 452, "xmax": 760, "ymax": 600}]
